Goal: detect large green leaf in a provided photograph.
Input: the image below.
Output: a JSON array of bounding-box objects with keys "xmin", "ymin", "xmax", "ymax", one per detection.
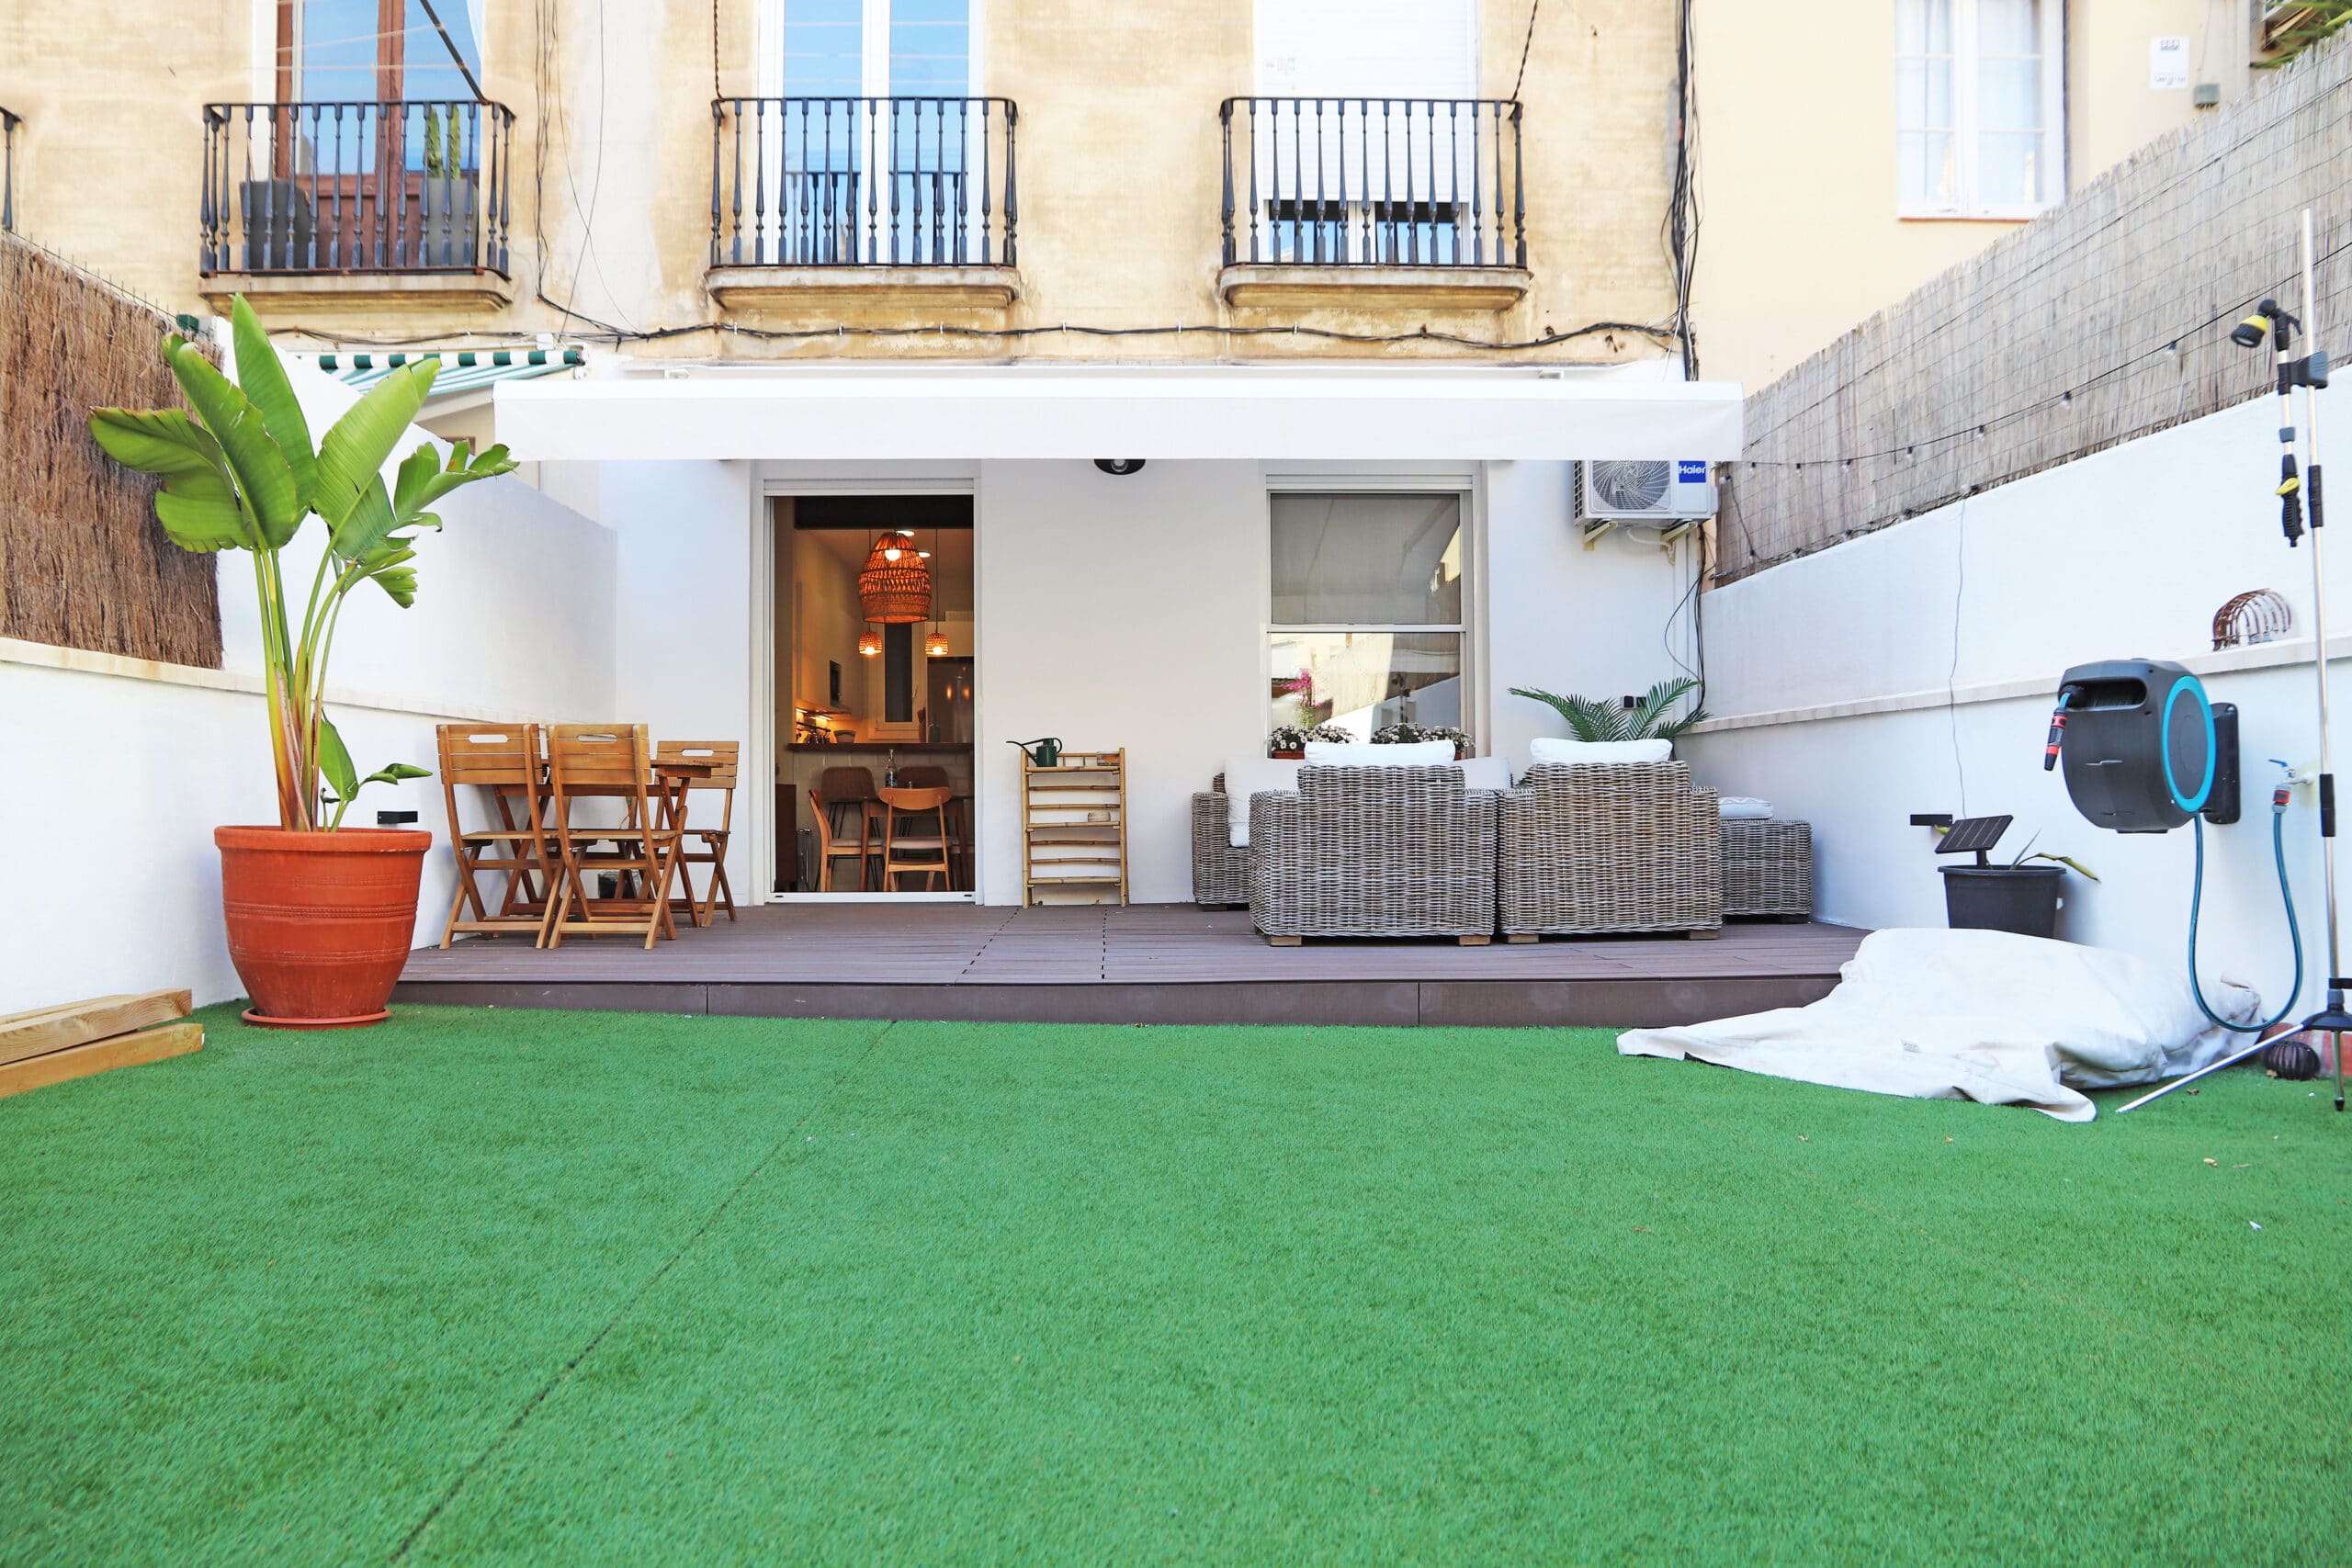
[
  {"xmin": 330, "ymin": 475, "xmax": 401, "ymax": 565},
  {"xmin": 90, "ymin": 407, "xmax": 228, "ymax": 484},
  {"xmin": 229, "ymin": 296, "xmax": 318, "ymax": 509},
  {"xmin": 152, "ymin": 490, "xmax": 253, "ymax": 552},
  {"xmin": 314, "ymin": 362, "xmax": 440, "ymax": 531},
  {"xmin": 357, "ymin": 543, "xmax": 421, "ymax": 607},
  {"xmin": 90, "ymin": 408, "xmax": 253, "ymax": 552},
  {"xmin": 391, "ymin": 437, "xmax": 519, "ymax": 524},
  {"xmin": 164, "ymin": 338, "xmax": 301, "ymax": 547},
  {"xmin": 316, "ymin": 713, "xmax": 360, "ymax": 805}
]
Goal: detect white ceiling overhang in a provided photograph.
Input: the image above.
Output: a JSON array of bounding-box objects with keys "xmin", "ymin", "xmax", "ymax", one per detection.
[{"xmin": 492, "ymin": 367, "xmax": 1745, "ymax": 463}]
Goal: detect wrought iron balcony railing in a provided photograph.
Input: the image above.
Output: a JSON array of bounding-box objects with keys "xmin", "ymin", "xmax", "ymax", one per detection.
[
  {"xmin": 2, "ymin": 107, "xmax": 18, "ymax": 233},
  {"xmin": 1219, "ymin": 97, "xmax": 1524, "ymax": 269},
  {"xmin": 200, "ymin": 100, "xmax": 514, "ymax": 276},
  {"xmin": 710, "ymin": 96, "xmax": 1017, "ymax": 269}
]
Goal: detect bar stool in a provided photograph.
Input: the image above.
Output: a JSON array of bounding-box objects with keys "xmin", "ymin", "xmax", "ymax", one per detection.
[
  {"xmin": 819, "ymin": 766, "xmax": 887, "ymax": 887},
  {"xmin": 898, "ymin": 765, "xmax": 967, "ymax": 890}
]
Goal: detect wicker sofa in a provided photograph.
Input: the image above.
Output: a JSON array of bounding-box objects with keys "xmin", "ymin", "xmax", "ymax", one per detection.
[
  {"xmin": 1248, "ymin": 765, "xmax": 1498, "ymax": 944},
  {"xmin": 1497, "ymin": 761, "xmax": 1723, "ymax": 939},
  {"xmin": 1191, "ymin": 773, "xmax": 1251, "ymax": 908}
]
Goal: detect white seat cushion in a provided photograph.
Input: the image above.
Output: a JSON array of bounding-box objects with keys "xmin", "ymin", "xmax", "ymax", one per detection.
[
  {"xmin": 1222, "ymin": 756, "xmax": 1305, "ymax": 848},
  {"xmin": 1719, "ymin": 796, "xmax": 1774, "ymax": 819},
  {"xmin": 1529, "ymin": 737, "xmax": 1673, "ymax": 767},
  {"xmin": 1303, "ymin": 739, "xmax": 1458, "ymax": 767}
]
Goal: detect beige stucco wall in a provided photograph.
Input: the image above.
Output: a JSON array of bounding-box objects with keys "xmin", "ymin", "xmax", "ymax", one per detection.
[
  {"xmin": 0, "ymin": 0, "xmax": 1690, "ymax": 368},
  {"xmin": 1690, "ymin": 0, "xmax": 2253, "ymax": 392}
]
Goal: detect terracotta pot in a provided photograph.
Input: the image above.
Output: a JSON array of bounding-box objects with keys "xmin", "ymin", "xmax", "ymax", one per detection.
[
  {"xmin": 1269, "ymin": 749, "xmax": 1306, "ymax": 760},
  {"xmin": 215, "ymin": 827, "xmax": 431, "ymax": 1028}
]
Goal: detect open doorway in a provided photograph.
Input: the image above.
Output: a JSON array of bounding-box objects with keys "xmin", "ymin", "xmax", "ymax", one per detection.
[{"xmin": 773, "ymin": 494, "xmax": 975, "ymax": 897}]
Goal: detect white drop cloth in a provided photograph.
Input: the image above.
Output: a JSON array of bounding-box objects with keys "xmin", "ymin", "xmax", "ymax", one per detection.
[{"xmin": 1618, "ymin": 928, "xmax": 2260, "ymax": 1122}]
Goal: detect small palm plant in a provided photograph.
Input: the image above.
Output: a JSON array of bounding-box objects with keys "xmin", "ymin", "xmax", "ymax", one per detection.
[
  {"xmin": 1509, "ymin": 677, "xmax": 1709, "ymax": 743},
  {"xmin": 90, "ymin": 297, "xmax": 515, "ymax": 829}
]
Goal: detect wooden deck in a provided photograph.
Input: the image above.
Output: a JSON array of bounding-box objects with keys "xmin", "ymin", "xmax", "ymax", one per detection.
[{"xmin": 395, "ymin": 905, "xmax": 1866, "ymax": 1027}]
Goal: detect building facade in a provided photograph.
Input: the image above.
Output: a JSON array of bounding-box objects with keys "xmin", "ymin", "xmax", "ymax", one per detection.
[
  {"xmin": 1691, "ymin": 0, "xmax": 2261, "ymax": 389},
  {"xmin": 0, "ymin": 0, "xmax": 1696, "ymax": 372}
]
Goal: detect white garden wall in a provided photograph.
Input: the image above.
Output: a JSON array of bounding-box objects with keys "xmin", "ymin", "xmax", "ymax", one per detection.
[
  {"xmin": 0, "ymin": 364, "xmax": 617, "ymax": 1014},
  {"xmin": 1685, "ymin": 394, "xmax": 2352, "ymax": 1017}
]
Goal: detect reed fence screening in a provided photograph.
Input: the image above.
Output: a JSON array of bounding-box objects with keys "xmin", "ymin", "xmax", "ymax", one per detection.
[
  {"xmin": 0, "ymin": 234, "xmax": 221, "ymax": 664},
  {"xmin": 1720, "ymin": 31, "xmax": 2352, "ymax": 581}
]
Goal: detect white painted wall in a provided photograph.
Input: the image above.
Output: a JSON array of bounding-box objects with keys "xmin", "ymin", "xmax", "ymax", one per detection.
[
  {"xmin": 3, "ymin": 463, "xmax": 617, "ymax": 1014},
  {"xmin": 975, "ymin": 460, "xmax": 1273, "ymax": 904},
  {"xmin": 1484, "ymin": 458, "xmax": 1703, "ymax": 765},
  {"xmin": 596, "ymin": 459, "xmax": 762, "ymax": 896},
  {"xmin": 1685, "ymin": 395, "xmax": 2350, "ymax": 1017}
]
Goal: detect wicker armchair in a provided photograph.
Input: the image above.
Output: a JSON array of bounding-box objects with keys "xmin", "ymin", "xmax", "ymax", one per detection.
[
  {"xmin": 1249, "ymin": 765, "xmax": 1498, "ymax": 944},
  {"xmin": 1497, "ymin": 762, "xmax": 1722, "ymax": 938},
  {"xmin": 1192, "ymin": 774, "xmax": 1250, "ymax": 908}
]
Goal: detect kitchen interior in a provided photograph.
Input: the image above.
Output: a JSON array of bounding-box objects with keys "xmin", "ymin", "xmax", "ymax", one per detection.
[{"xmin": 774, "ymin": 494, "xmax": 976, "ymax": 895}]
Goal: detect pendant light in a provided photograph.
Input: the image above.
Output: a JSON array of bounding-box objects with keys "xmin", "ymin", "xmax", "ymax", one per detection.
[
  {"xmin": 922, "ymin": 525, "xmax": 949, "ymax": 658},
  {"xmin": 857, "ymin": 628, "xmax": 881, "ymax": 657},
  {"xmin": 858, "ymin": 528, "xmax": 932, "ymax": 623}
]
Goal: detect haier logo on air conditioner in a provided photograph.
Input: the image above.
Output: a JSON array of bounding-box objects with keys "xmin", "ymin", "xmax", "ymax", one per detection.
[{"xmin": 1576, "ymin": 460, "xmax": 1717, "ymax": 523}]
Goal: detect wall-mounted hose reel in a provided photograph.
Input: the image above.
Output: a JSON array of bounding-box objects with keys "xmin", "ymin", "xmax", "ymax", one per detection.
[{"xmin": 2046, "ymin": 660, "xmax": 2239, "ymax": 833}]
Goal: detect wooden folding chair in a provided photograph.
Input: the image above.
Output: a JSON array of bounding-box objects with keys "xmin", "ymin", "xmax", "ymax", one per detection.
[
  {"xmin": 545, "ymin": 724, "xmax": 682, "ymax": 949},
  {"xmin": 808, "ymin": 787, "xmax": 870, "ymax": 891},
  {"xmin": 657, "ymin": 740, "xmax": 739, "ymax": 926},
  {"xmin": 879, "ymin": 784, "xmax": 955, "ymax": 891},
  {"xmin": 435, "ymin": 723, "xmax": 557, "ymax": 947}
]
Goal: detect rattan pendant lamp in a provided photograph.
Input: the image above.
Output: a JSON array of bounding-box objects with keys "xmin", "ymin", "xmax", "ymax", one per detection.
[{"xmin": 856, "ymin": 528, "xmax": 932, "ymax": 657}]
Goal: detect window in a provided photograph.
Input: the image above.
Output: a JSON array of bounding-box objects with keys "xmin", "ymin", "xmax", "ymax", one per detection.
[
  {"xmin": 1268, "ymin": 492, "xmax": 1466, "ymax": 741},
  {"xmin": 778, "ymin": 0, "xmax": 969, "ymax": 96},
  {"xmin": 279, "ymin": 1, "xmax": 483, "ymax": 101},
  {"xmin": 1896, "ymin": 0, "xmax": 2064, "ymax": 218}
]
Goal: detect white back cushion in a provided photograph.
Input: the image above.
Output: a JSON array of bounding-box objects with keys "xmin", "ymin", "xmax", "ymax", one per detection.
[
  {"xmin": 1302, "ymin": 739, "xmax": 1457, "ymax": 767},
  {"xmin": 1223, "ymin": 757, "xmax": 1305, "ymax": 847},
  {"xmin": 1456, "ymin": 755, "xmax": 1513, "ymax": 792},
  {"xmin": 1530, "ymin": 737, "xmax": 1672, "ymax": 767}
]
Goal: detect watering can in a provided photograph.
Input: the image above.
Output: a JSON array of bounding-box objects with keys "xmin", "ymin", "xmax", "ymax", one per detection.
[{"xmin": 1009, "ymin": 737, "xmax": 1063, "ymax": 767}]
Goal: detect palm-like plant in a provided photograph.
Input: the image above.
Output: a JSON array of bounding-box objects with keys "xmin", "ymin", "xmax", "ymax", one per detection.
[
  {"xmin": 1509, "ymin": 677, "xmax": 1709, "ymax": 743},
  {"xmin": 90, "ymin": 296, "xmax": 515, "ymax": 829}
]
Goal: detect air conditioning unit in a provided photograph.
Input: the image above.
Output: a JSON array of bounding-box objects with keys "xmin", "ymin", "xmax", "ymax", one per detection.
[{"xmin": 1576, "ymin": 459, "xmax": 1715, "ymax": 549}]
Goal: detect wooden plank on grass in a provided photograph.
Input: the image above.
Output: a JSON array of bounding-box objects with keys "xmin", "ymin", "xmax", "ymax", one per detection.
[
  {"xmin": 0, "ymin": 1022, "xmax": 204, "ymax": 1100},
  {"xmin": 0, "ymin": 990, "xmax": 192, "ymax": 1067}
]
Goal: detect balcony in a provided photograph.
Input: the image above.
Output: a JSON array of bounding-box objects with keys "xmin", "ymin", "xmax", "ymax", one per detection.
[
  {"xmin": 1218, "ymin": 97, "xmax": 1529, "ymax": 310},
  {"xmin": 198, "ymin": 100, "xmax": 515, "ymax": 310},
  {"xmin": 707, "ymin": 96, "xmax": 1020, "ymax": 310}
]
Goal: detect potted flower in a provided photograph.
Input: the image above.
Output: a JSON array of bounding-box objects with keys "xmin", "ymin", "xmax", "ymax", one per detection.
[
  {"xmin": 90, "ymin": 297, "xmax": 514, "ymax": 1027},
  {"xmin": 1372, "ymin": 722, "xmax": 1473, "ymax": 760},
  {"xmin": 1267, "ymin": 724, "xmax": 1352, "ymax": 759},
  {"xmin": 1508, "ymin": 677, "xmax": 1708, "ymax": 747}
]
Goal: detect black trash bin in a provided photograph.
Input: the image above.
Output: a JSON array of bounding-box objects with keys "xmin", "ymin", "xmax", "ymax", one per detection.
[{"xmin": 1939, "ymin": 863, "xmax": 2064, "ymax": 939}]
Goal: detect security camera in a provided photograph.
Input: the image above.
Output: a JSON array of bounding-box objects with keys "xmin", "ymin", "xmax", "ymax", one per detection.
[{"xmin": 1093, "ymin": 458, "xmax": 1147, "ymax": 475}]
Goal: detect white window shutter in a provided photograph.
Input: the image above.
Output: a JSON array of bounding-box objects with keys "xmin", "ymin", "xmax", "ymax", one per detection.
[{"xmin": 1254, "ymin": 0, "xmax": 1478, "ymax": 98}]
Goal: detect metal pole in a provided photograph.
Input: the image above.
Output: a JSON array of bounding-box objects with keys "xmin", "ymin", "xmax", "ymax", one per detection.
[{"xmin": 2297, "ymin": 208, "xmax": 2350, "ymax": 1112}]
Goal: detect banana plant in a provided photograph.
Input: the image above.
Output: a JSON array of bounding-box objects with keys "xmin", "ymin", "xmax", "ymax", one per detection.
[
  {"xmin": 1509, "ymin": 677, "xmax": 1709, "ymax": 743},
  {"xmin": 89, "ymin": 296, "xmax": 515, "ymax": 829}
]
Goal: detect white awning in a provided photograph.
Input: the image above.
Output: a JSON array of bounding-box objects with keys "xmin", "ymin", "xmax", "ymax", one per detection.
[{"xmin": 492, "ymin": 366, "xmax": 1744, "ymax": 462}]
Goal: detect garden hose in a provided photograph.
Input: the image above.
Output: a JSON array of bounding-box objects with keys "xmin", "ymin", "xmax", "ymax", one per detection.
[{"xmin": 2186, "ymin": 786, "xmax": 2303, "ymax": 1034}]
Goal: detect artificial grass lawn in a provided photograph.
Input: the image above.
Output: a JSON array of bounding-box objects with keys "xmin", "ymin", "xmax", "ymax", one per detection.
[{"xmin": 1, "ymin": 1007, "xmax": 2346, "ymax": 1564}]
